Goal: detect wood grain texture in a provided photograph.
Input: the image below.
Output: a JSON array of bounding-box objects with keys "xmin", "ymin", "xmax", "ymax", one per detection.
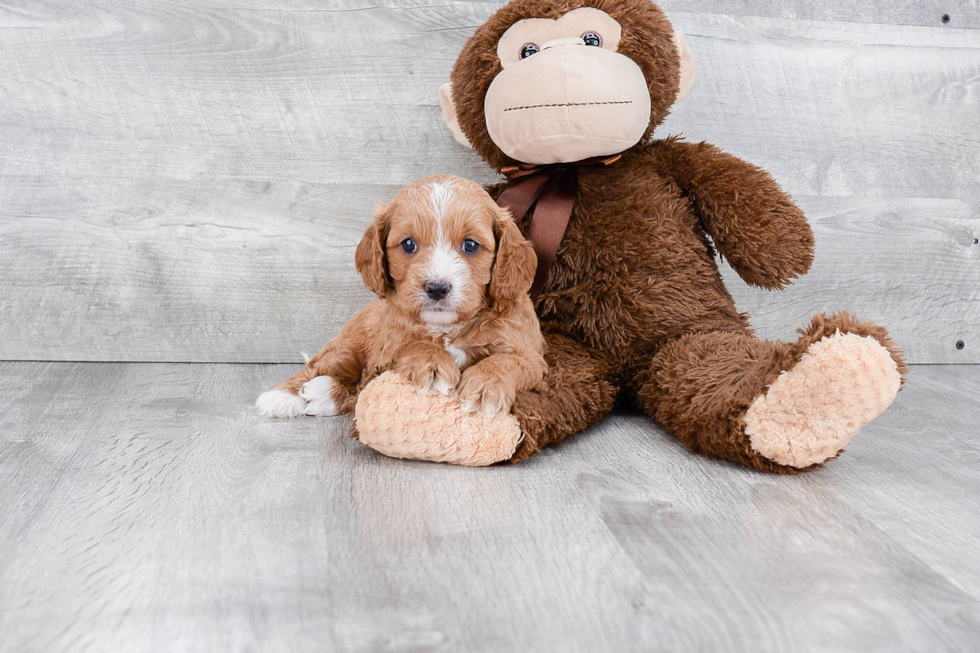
[
  {"xmin": 2, "ymin": 184, "xmax": 976, "ymax": 363},
  {"xmin": 0, "ymin": 1, "xmax": 978, "ymax": 363},
  {"xmin": 0, "ymin": 361, "xmax": 978, "ymax": 652},
  {"xmin": 663, "ymin": 13, "xmax": 980, "ymax": 200},
  {"xmin": 658, "ymin": 0, "xmax": 980, "ymax": 28},
  {"xmin": 722, "ymin": 196, "xmax": 980, "ymax": 364}
]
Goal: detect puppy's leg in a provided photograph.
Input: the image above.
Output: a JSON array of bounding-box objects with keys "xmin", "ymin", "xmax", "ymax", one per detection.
[
  {"xmin": 258, "ymin": 343, "xmax": 361, "ymax": 418},
  {"xmin": 257, "ymin": 363, "xmax": 355, "ymax": 418},
  {"xmin": 299, "ymin": 374, "xmax": 345, "ymax": 417},
  {"xmin": 457, "ymin": 352, "xmax": 547, "ymax": 417},
  {"xmin": 392, "ymin": 341, "xmax": 461, "ymax": 395},
  {"xmin": 255, "ymin": 367, "xmax": 333, "ymax": 418},
  {"xmin": 256, "ymin": 382, "xmax": 309, "ymax": 419},
  {"xmin": 256, "ymin": 304, "xmax": 382, "ymax": 419}
]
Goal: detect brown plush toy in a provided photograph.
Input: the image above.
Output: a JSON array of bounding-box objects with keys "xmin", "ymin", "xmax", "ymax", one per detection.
[{"xmin": 355, "ymin": 0, "xmax": 906, "ymax": 472}]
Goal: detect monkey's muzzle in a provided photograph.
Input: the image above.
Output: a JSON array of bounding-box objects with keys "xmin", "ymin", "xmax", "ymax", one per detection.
[{"xmin": 484, "ymin": 44, "xmax": 652, "ymax": 165}]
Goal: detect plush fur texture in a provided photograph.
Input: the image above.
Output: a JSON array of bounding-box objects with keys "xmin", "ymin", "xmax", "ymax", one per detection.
[
  {"xmin": 355, "ymin": 371, "xmax": 522, "ymax": 466},
  {"xmin": 257, "ymin": 175, "xmax": 547, "ymax": 443},
  {"xmin": 413, "ymin": 0, "xmax": 907, "ymax": 472},
  {"xmin": 744, "ymin": 331, "xmax": 902, "ymax": 468},
  {"xmin": 634, "ymin": 313, "xmax": 905, "ymax": 472}
]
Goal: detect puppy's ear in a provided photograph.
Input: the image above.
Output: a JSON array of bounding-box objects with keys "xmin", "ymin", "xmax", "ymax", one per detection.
[
  {"xmin": 489, "ymin": 206, "xmax": 536, "ymax": 303},
  {"xmin": 355, "ymin": 203, "xmax": 393, "ymax": 298}
]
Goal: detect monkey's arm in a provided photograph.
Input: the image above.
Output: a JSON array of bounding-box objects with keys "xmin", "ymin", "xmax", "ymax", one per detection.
[{"xmin": 648, "ymin": 138, "xmax": 814, "ymax": 290}]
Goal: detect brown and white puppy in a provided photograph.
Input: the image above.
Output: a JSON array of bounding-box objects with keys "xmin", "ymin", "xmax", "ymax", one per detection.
[{"xmin": 256, "ymin": 174, "xmax": 546, "ymax": 420}]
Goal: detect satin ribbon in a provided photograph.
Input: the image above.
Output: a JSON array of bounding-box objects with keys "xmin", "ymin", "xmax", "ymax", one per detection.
[{"xmin": 496, "ymin": 154, "xmax": 621, "ymax": 301}]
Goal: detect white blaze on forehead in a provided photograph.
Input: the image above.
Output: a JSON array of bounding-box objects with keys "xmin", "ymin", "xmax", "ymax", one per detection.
[
  {"xmin": 425, "ymin": 241, "xmax": 470, "ymax": 287},
  {"xmin": 427, "ymin": 179, "xmax": 455, "ymax": 230},
  {"xmin": 424, "ymin": 179, "xmax": 470, "ymax": 289}
]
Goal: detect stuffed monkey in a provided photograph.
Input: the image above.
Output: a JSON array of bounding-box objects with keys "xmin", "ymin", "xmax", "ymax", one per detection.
[{"xmin": 356, "ymin": 0, "xmax": 905, "ymax": 472}]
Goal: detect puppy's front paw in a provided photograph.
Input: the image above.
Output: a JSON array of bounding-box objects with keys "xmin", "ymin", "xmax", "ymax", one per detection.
[
  {"xmin": 458, "ymin": 367, "xmax": 515, "ymax": 418},
  {"xmin": 299, "ymin": 376, "xmax": 341, "ymax": 416},
  {"xmin": 394, "ymin": 351, "xmax": 461, "ymax": 396},
  {"xmin": 256, "ymin": 390, "xmax": 307, "ymax": 418}
]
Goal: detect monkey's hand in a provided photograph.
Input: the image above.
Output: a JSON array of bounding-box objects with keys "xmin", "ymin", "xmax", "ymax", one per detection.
[{"xmin": 649, "ymin": 138, "xmax": 814, "ymax": 290}]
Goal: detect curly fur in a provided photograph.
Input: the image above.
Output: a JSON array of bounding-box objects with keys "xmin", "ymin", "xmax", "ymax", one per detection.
[{"xmin": 258, "ymin": 175, "xmax": 547, "ymax": 425}]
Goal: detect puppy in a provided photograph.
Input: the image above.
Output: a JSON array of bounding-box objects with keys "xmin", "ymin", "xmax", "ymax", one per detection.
[{"xmin": 256, "ymin": 174, "xmax": 547, "ymax": 421}]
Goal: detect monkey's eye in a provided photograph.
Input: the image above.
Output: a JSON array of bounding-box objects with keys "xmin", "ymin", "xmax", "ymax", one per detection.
[
  {"xmin": 462, "ymin": 239, "xmax": 480, "ymax": 255},
  {"xmin": 520, "ymin": 43, "xmax": 540, "ymax": 59},
  {"xmin": 582, "ymin": 32, "xmax": 602, "ymax": 47},
  {"xmin": 401, "ymin": 237, "xmax": 417, "ymax": 254}
]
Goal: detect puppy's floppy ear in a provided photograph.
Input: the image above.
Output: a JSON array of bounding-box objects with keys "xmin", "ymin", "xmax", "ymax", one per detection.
[
  {"xmin": 355, "ymin": 203, "xmax": 393, "ymax": 298},
  {"xmin": 489, "ymin": 206, "xmax": 536, "ymax": 303}
]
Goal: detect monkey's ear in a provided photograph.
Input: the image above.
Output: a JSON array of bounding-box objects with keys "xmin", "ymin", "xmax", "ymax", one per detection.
[
  {"xmin": 672, "ymin": 29, "xmax": 697, "ymax": 101},
  {"xmin": 439, "ymin": 83, "xmax": 473, "ymax": 149}
]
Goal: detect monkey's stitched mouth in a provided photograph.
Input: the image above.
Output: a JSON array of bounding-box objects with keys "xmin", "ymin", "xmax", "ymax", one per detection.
[{"xmin": 504, "ymin": 100, "xmax": 633, "ymax": 112}]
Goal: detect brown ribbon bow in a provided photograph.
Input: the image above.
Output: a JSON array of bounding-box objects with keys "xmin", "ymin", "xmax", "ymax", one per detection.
[{"xmin": 496, "ymin": 154, "xmax": 622, "ymax": 301}]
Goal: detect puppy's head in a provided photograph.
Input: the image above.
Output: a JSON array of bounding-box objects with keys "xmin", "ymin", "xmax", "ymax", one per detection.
[{"xmin": 355, "ymin": 174, "xmax": 536, "ymax": 326}]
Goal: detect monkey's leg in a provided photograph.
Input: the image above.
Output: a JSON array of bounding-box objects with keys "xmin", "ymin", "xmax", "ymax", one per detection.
[
  {"xmin": 508, "ymin": 332, "xmax": 619, "ymax": 462},
  {"xmin": 634, "ymin": 313, "xmax": 906, "ymax": 473}
]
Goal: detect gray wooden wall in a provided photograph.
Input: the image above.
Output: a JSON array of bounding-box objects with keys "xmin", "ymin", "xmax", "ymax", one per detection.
[{"xmin": 1, "ymin": 1, "xmax": 977, "ymax": 364}]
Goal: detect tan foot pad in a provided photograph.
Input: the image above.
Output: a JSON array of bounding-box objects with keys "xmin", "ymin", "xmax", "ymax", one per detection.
[
  {"xmin": 745, "ymin": 332, "xmax": 902, "ymax": 468},
  {"xmin": 354, "ymin": 371, "xmax": 522, "ymax": 467}
]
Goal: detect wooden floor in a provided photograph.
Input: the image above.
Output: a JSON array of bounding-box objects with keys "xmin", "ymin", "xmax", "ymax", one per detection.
[{"xmin": 0, "ymin": 362, "xmax": 977, "ymax": 652}]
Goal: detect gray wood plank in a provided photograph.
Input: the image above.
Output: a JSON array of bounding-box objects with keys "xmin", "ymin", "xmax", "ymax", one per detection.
[
  {"xmin": 1, "ymin": 5, "xmax": 977, "ymax": 195},
  {"xmin": 658, "ymin": 0, "xmax": 980, "ymax": 28},
  {"xmin": 0, "ymin": 178, "xmax": 383, "ymax": 363},
  {"xmin": 661, "ymin": 13, "xmax": 980, "ymax": 200},
  {"xmin": 0, "ymin": 2, "xmax": 978, "ymax": 363},
  {"xmin": 0, "ymin": 361, "xmax": 978, "ymax": 652},
  {"xmin": 1, "ymin": 181, "xmax": 975, "ymax": 363},
  {"xmin": 722, "ymin": 196, "xmax": 980, "ymax": 365}
]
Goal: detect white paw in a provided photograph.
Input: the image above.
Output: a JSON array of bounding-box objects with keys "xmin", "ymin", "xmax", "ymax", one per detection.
[
  {"xmin": 256, "ymin": 390, "xmax": 307, "ymax": 418},
  {"xmin": 460, "ymin": 395, "xmax": 505, "ymax": 418},
  {"xmin": 300, "ymin": 376, "xmax": 340, "ymax": 416},
  {"xmin": 430, "ymin": 375, "xmax": 455, "ymax": 396}
]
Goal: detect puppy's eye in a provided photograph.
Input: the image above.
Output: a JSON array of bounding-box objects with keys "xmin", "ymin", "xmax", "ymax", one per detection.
[
  {"xmin": 582, "ymin": 32, "xmax": 602, "ymax": 47},
  {"xmin": 462, "ymin": 239, "xmax": 480, "ymax": 255},
  {"xmin": 401, "ymin": 237, "xmax": 417, "ymax": 254},
  {"xmin": 520, "ymin": 43, "xmax": 539, "ymax": 59}
]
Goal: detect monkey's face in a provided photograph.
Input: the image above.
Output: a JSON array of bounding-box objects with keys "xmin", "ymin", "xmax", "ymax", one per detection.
[
  {"xmin": 485, "ymin": 8, "xmax": 652, "ymax": 165},
  {"xmin": 442, "ymin": 0, "xmax": 696, "ymax": 170}
]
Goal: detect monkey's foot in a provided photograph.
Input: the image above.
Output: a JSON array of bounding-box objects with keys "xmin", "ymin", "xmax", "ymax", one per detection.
[
  {"xmin": 744, "ymin": 331, "xmax": 902, "ymax": 468},
  {"xmin": 354, "ymin": 372, "xmax": 521, "ymax": 466}
]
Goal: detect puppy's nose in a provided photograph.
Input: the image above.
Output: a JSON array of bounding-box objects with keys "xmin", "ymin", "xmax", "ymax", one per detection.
[{"xmin": 424, "ymin": 280, "xmax": 451, "ymax": 301}]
